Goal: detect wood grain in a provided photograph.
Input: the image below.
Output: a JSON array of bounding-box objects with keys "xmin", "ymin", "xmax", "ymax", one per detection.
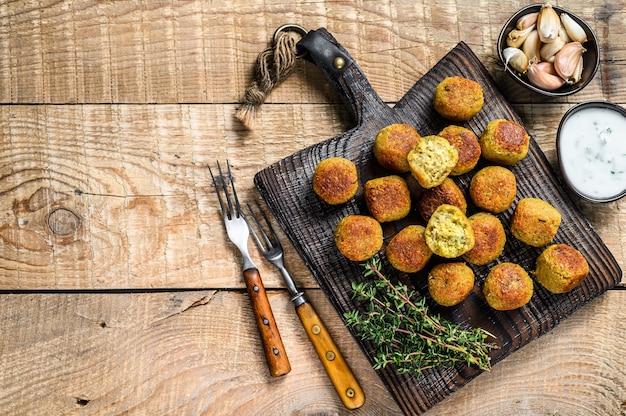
[
  {"xmin": 0, "ymin": 104, "xmax": 347, "ymax": 289},
  {"xmin": 0, "ymin": 0, "xmax": 623, "ymax": 105},
  {"xmin": 0, "ymin": 290, "xmax": 400, "ymax": 415},
  {"xmin": 1, "ymin": 289, "xmax": 624, "ymax": 415},
  {"xmin": 0, "ymin": 0, "xmax": 625, "ymax": 415}
]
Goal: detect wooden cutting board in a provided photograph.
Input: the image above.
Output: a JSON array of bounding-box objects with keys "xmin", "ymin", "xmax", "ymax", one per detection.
[{"xmin": 254, "ymin": 28, "xmax": 622, "ymax": 415}]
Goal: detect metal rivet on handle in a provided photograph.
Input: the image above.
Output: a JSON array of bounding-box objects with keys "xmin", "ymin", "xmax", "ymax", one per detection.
[
  {"xmin": 311, "ymin": 324, "xmax": 321, "ymax": 335},
  {"xmin": 346, "ymin": 388, "xmax": 355, "ymax": 398},
  {"xmin": 253, "ymin": 285, "xmax": 259, "ymax": 292},
  {"xmin": 263, "ymin": 318, "xmax": 269, "ymax": 325},
  {"xmin": 325, "ymin": 351, "xmax": 336, "ymax": 361},
  {"xmin": 273, "ymin": 348, "xmax": 279, "ymax": 355},
  {"xmin": 333, "ymin": 56, "xmax": 345, "ymax": 69}
]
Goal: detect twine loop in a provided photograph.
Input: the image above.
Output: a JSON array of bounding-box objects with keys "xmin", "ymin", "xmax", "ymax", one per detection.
[{"xmin": 235, "ymin": 25, "xmax": 307, "ymax": 130}]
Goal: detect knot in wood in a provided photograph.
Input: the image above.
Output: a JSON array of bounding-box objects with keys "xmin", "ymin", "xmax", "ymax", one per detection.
[{"xmin": 47, "ymin": 208, "xmax": 80, "ymax": 236}]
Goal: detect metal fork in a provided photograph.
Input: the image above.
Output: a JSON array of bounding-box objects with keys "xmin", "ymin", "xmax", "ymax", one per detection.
[
  {"xmin": 209, "ymin": 161, "xmax": 290, "ymax": 377},
  {"xmin": 246, "ymin": 201, "xmax": 365, "ymax": 410}
]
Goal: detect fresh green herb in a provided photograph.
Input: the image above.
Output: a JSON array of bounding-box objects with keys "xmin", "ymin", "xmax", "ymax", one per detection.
[{"xmin": 344, "ymin": 259, "xmax": 497, "ymax": 376}]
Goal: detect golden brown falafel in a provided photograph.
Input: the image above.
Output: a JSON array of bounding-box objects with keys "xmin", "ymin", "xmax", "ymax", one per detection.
[
  {"xmin": 535, "ymin": 244, "xmax": 589, "ymax": 293},
  {"xmin": 469, "ymin": 166, "xmax": 517, "ymax": 213},
  {"xmin": 373, "ymin": 123, "xmax": 421, "ymax": 172},
  {"xmin": 334, "ymin": 215, "xmax": 383, "ymax": 262},
  {"xmin": 510, "ymin": 198, "xmax": 561, "ymax": 247},
  {"xmin": 480, "ymin": 119, "xmax": 530, "ymax": 165},
  {"xmin": 312, "ymin": 157, "xmax": 359, "ymax": 205},
  {"xmin": 438, "ymin": 125, "xmax": 481, "ymax": 175},
  {"xmin": 417, "ymin": 177, "xmax": 467, "ymax": 222},
  {"xmin": 483, "ymin": 262, "xmax": 533, "ymax": 311},
  {"xmin": 433, "ymin": 76, "xmax": 484, "ymax": 121},
  {"xmin": 386, "ymin": 225, "xmax": 433, "ymax": 273},
  {"xmin": 364, "ymin": 175, "xmax": 411, "ymax": 223},
  {"xmin": 462, "ymin": 212, "xmax": 506, "ymax": 266},
  {"xmin": 428, "ymin": 262, "xmax": 475, "ymax": 307}
]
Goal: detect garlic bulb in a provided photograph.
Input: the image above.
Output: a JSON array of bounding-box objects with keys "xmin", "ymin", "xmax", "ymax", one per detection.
[
  {"xmin": 561, "ymin": 13, "xmax": 588, "ymax": 43},
  {"xmin": 527, "ymin": 61, "xmax": 567, "ymax": 90},
  {"xmin": 537, "ymin": 3, "xmax": 560, "ymax": 43},
  {"xmin": 507, "ymin": 25, "xmax": 536, "ymax": 48},
  {"xmin": 554, "ymin": 41, "xmax": 586, "ymax": 81},
  {"xmin": 516, "ymin": 12, "xmax": 538, "ymax": 30},
  {"xmin": 503, "ymin": 47, "xmax": 529, "ymax": 73}
]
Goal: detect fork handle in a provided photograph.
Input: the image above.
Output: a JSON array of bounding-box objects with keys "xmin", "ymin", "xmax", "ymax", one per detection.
[
  {"xmin": 295, "ymin": 301, "xmax": 365, "ymax": 409},
  {"xmin": 243, "ymin": 267, "xmax": 291, "ymax": 377}
]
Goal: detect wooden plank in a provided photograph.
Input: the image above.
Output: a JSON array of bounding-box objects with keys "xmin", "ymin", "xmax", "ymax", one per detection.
[
  {"xmin": 0, "ymin": 288, "xmax": 624, "ymax": 415},
  {"xmin": 0, "ymin": 289, "xmax": 401, "ymax": 415},
  {"xmin": 0, "ymin": 104, "xmax": 348, "ymax": 290},
  {"xmin": 0, "ymin": 0, "xmax": 621, "ymax": 104}
]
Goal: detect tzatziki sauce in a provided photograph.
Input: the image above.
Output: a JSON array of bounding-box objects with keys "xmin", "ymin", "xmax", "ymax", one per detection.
[{"xmin": 559, "ymin": 105, "xmax": 626, "ymax": 200}]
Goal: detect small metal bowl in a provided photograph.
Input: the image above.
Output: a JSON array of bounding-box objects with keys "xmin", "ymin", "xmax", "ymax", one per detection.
[
  {"xmin": 557, "ymin": 101, "xmax": 626, "ymax": 203},
  {"xmin": 497, "ymin": 4, "xmax": 599, "ymax": 97}
]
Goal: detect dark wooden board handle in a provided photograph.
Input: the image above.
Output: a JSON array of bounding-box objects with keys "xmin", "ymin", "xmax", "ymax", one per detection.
[
  {"xmin": 296, "ymin": 301, "xmax": 365, "ymax": 409},
  {"xmin": 243, "ymin": 268, "xmax": 291, "ymax": 377},
  {"xmin": 298, "ymin": 29, "xmax": 392, "ymax": 126}
]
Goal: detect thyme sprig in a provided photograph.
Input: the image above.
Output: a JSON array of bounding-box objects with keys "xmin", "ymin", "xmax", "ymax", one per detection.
[{"xmin": 344, "ymin": 258, "xmax": 497, "ymax": 376}]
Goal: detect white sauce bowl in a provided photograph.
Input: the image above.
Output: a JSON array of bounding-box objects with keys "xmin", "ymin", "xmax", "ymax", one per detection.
[{"xmin": 557, "ymin": 101, "xmax": 626, "ymax": 203}]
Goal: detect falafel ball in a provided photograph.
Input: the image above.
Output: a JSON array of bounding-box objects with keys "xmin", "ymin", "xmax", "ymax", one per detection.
[
  {"xmin": 510, "ymin": 197, "xmax": 561, "ymax": 247},
  {"xmin": 469, "ymin": 166, "xmax": 517, "ymax": 213},
  {"xmin": 438, "ymin": 125, "xmax": 481, "ymax": 175},
  {"xmin": 386, "ymin": 225, "xmax": 433, "ymax": 273},
  {"xmin": 433, "ymin": 76, "xmax": 484, "ymax": 121},
  {"xmin": 334, "ymin": 215, "xmax": 383, "ymax": 262},
  {"xmin": 312, "ymin": 157, "xmax": 358, "ymax": 205},
  {"xmin": 417, "ymin": 177, "xmax": 467, "ymax": 222},
  {"xmin": 407, "ymin": 135, "xmax": 459, "ymax": 189},
  {"xmin": 364, "ymin": 175, "xmax": 411, "ymax": 223},
  {"xmin": 483, "ymin": 262, "xmax": 533, "ymax": 311},
  {"xmin": 373, "ymin": 123, "xmax": 421, "ymax": 172},
  {"xmin": 479, "ymin": 119, "xmax": 530, "ymax": 165},
  {"xmin": 535, "ymin": 244, "xmax": 589, "ymax": 293},
  {"xmin": 424, "ymin": 204, "xmax": 475, "ymax": 258},
  {"xmin": 428, "ymin": 262, "xmax": 475, "ymax": 307},
  {"xmin": 462, "ymin": 212, "xmax": 506, "ymax": 266}
]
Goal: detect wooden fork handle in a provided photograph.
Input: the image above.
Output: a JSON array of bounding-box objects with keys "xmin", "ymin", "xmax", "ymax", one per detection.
[
  {"xmin": 243, "ymin": 268, "xmax": 291, "ymax": 377},
  {"xmin": 296, "ymin": 301, "xmax": 365, "ymax": 409}
]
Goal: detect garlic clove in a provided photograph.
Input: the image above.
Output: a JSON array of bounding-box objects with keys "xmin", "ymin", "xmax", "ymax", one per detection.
[
  {"xmin": 522, "ymin": 29, "xmax": 541, "ymax": 63},
  {"xmin": 516, "ymin": 12, "xmax": 538, "ymax": 30},
  {"xmin": 540, "ymin": 35, "xmax": 566, "ymax": 63},
  {"xmin": 569, "ymin": 56, "xmax": 584, "ymax": 84},
  {"xmin": 502, "ymin": 47, "xmax": 529, "ymax": 74},
  {"xmin": 507, "ymin": 25, "xmax": 536, "ymax": 48},
  {"xmin": 527, "ymin": 60, "xmax": 567, "ymax": 90},
  {"xmin": 537, "ymin": 3, "xmax": 561, "ymax": 43},
  {"xmin": 535, "ymin": 61, "xmax": 559, "ymax": 76},
  {"xmin": 559, "ymin": 24, "xmax": 571, "ymax": 43},
  {"xmin": 554, "ymin": 41, "xmax": 586, "ymax": 80},
  {"xmin": 561, "ymin": 13, "xmax": 588, "ymax": 43}
]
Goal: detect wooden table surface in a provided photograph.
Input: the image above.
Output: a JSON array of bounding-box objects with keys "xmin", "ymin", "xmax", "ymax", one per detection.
[{"xmin": 1, "ymin": 1, "xmax": 624, "ymax": 415}]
